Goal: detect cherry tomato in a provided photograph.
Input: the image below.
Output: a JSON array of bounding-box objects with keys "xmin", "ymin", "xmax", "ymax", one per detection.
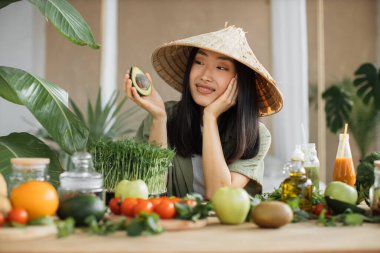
[
  {"xmin": 108, "ymin": 197, "xmax": 122, "ymax": 215},
  {"xmin": 133, "ymin": 199, "xmax": 154, "ymax": 216},
  {"xmin": 182, "ymin": 199, "xmax": 197, "ymax": 208},
  {"xmin": 313, "ymin": 203, "xmax": 330, "ymax": 216},
  {"xmin": 7, "ymin": 208, "xmax": 28, "ymax": 224},
  {"xmin": 149, "ymin": 197, "xmax": 162, "ymax": 208},
  {"xmin": 169, "ymin": 196, "xmax": 181, "ymax": 204},
  {"xmin": 154, "ymin": 199, "xmax": 176, "ymax": 219},
  {"xmin": 121, "ymin": 198, "xmax": 138, "ymax": 217},
  {"xmin": 0, "ymin": 212, "xmax": 4, "ymax": 227}
]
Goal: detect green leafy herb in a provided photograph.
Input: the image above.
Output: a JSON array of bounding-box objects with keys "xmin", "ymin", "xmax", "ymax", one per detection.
[
  {"xmin": 85, "ymin": 215, "xmax": 126, "ymax": 235},
  {"xmin": 56, "ymin": 217, "xmax": 75, "ymax": 238},
  {"xmin": 91, "ymin": 138, "xmax": 175, "ymax": 193},
  {"xmin": 126, "ymin": 212, "xmax": 163, "ymax": 237},
  {"xmin": 174, "ymin": 193, "xmax": 212, "ymax": 222},
  {"xmin": 28, "ymin": 216, "xmax": 55, "ymax": 226}
]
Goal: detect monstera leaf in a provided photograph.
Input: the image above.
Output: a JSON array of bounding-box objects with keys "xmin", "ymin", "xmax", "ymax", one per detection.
[
  {"xmin": 354, "ymin": 63, "xmax": 380, "ymax": 109},
  {"xmin": 1, "ymin": 0, "xmax": 99, "ymax": 49},
  {"xmin": 322, "ymin": 85, "xmax": 353, "ymax": 133},
  {"xmin": 0, "ymin": 66, "xmax": 89, "ymax": 154},
  {"xmin": 0, "ymin": 133, "xmax": 62, "ymax": 187},
  {"xmin": 0, "ymin": 0, "xmax": 21, "ymax": 9}
]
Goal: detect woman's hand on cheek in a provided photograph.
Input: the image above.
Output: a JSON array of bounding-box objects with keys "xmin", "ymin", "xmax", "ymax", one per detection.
[
  {"xmin": 203, "ymin": 76, "xmax": 238, "ymax": 120},
  {"xmin": 123, "ymin": 72, "xmax": 167, "ymax": 120}
]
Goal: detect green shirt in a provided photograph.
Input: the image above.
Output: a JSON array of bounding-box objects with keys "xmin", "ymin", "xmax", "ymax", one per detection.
[{"xmin": 136, "ymin": 101, "xmax": 271, "ymax": 197}]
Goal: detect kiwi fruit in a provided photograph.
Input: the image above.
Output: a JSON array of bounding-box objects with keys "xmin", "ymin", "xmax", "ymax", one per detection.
[{"xmin": 251, "ymin": 201, "xmax": 293, "ymax": 228}]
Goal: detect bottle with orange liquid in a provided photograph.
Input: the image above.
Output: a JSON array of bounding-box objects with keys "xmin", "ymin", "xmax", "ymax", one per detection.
[{"xmin": 333, "ymin": 133, "xmax": 356, "ymax": 186}]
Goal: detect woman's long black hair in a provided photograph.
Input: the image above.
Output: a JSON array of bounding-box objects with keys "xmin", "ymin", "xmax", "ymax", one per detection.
[{"xmin": 167, "ymin": 47, "xmax": 260, "ymax": 164}]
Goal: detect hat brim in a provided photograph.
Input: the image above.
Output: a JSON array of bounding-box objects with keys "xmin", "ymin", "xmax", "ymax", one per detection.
[{"xmin": 152, "ymin": 43, "xmax": 283, "ymax": 117}]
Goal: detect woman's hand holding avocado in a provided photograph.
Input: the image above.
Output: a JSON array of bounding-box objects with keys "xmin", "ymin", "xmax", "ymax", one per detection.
[
  {"xmin": 124, "ymin": 72, "xmax": 166, "ymax": 120},
  {"xmin": 203, "ymin": 76, "xmax": 238, "ymax": 120}
]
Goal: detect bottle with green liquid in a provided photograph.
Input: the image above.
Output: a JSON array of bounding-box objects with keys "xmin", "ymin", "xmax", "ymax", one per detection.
[{"xmin": 302, "ymin": 143, "xmax": 320, "ymax": 192}]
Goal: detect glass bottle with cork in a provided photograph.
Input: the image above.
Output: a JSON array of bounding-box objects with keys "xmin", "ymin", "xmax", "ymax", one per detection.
[
  {"xmin": 281, "ymin": 145, "xmax": 313, "ymax": 211},
  {"xmin": 333, "ymin": 124, "xmax": 356, "ymax": 186},
  {"xmin": 370, "ymin": 160, "xmax": 380, "ymax": 215},
  {"xmin": 302, "ymin": 143, "xmax": 320, "ymax": 192}
]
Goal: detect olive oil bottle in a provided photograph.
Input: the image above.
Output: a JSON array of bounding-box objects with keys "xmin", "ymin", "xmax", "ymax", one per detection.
[{"xmin": 281, "ymin": 145, "xmax": 313, "ymax": 211}]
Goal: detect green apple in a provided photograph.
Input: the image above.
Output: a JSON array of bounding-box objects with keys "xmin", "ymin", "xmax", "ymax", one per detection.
[
  {"xmin": 114, "ymin": 179, "xmax": 149, "ymax": 200},
  {"xmin": 324, "ymin": 181, "xmax": 358, "ymax": 204},
  {"xmin": 211, "ymin": 187, "xmax": 250, "ymax": 225}
]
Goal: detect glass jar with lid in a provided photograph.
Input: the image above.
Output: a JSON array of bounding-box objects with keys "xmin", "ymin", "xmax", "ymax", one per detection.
[
  {"xmin": 9, "ymin": 158, "xmax": 50, "ymax": 191},
  {"xmin": 59, "ymin": 151, "xmax": 104, "ymax": 201}
]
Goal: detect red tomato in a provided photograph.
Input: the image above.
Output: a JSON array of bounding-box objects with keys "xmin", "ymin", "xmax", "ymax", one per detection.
[
  {"xmin": 7, "ymin": 208, "xmax": 28, "ymax": 224},
  {"xmin": 183, "ymin": 199, "xmax": 197, "ymax": 208},
  {"xmin": 108, "ymin": 197, "xmax": 122, "ymax": 215},
  {"xmin": 121, "ymin": 198, "xmax": 138, "ymax": 217},
  {"xmin": 133, "ymin": 199, "xmax": 154, "ymax": 216},
  {"xmin": 169, "ymin": 196, "xmax": 181, "ymax": 204},
  {"xmin": 154, "ymin": 199, "xmax": 176, "ymax": 219},
  {"xmin": 0, "ymin": 212, "xmax": 4, "ymax": 227},
  {"xmin": 313, "ymin": 203, "xmax": 330, "ymax": 216},
  {"xmin": 149, "ymin": 197, "xmax": 162, "ymax": 208}
]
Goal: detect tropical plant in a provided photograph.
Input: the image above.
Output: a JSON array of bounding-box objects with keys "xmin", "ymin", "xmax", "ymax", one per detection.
[
  {"xmin": 322, "ymin": 63, "xmax": 380, "ymax": 159},
  {"xmin": 70, "ymin": 89, "xmax": 144, "ymax": 147},
  {"xmin": 0, "ymin": 0, "xmax": 99, "ymax": 186}
]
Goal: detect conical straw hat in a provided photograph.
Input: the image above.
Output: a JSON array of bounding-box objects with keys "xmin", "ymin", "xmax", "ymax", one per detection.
[{"xmin": 151, "ymin": 26, "xmax": 283, "ymax": 117}]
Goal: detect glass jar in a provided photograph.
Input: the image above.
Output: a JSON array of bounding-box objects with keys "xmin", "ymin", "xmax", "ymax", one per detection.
[
  {"xmin": 302, "ymin": 143, "xmax": 320, "ymax": 192},
  {"xmin": 370, "ymin": 160, "xmax": 380, "ymax": 215},
  {"xmin": 59, "ymin": 152, "xmax": 104, "ymax": 201},
  {"xmin": 9, "ymin": 158, "xmax": 50, "ymax": 191},
  {"xmin": 333, "ymin": 134, "xmax": 356, "ymax": 186}
]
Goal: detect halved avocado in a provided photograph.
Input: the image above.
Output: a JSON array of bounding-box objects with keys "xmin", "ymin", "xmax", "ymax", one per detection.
[
  {"xmin": 325, "ymin": 196, "xmax": 366, "ymax": 215},
  {"xmin": 130, "ymin": 66, "xmax": 152, "ymax": 96}
]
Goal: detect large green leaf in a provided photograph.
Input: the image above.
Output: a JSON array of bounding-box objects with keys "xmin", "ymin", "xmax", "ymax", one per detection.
[
  {"xmin": 28, "ymin": 0, "xmax": 99, "ymax": 49},
  {"xmin": 0, "ymin": 0, "xmax": 21, "ymax": 9},
  {"xmin": 322, "ymin": 83, "xmax": 353, "ymax": 133},
  {"xmin": 0, "ymin": 133, "xmax": 62, "ymax": 187},
  {"xmin": 354, "ymin": 63, "xmax": 380, "ymax": 109},
  {"xmin": 0, "ymin": 66, "xmax": 89, "ymax": 154}
]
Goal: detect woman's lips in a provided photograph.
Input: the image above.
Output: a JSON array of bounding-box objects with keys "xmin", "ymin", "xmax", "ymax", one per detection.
[{"xmin": 196, "ymin": 84, "xmax": 215, "ymax": 94}]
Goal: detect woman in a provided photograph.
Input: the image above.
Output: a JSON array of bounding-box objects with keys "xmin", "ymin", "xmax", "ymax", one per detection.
[{"xmin": 124, "ymin": 26, "xmax": 283, "ymax": 199}]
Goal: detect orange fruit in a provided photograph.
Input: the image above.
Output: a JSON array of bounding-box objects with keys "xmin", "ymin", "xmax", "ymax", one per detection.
[{"xmin": 10, "ymin": 180, "xmax": 59, "ymax": 220}]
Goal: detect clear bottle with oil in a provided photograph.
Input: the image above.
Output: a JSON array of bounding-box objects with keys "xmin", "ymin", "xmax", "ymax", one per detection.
[{"xmin": 281, "ymin": 145, "xmax": 313, "ymax": 211}]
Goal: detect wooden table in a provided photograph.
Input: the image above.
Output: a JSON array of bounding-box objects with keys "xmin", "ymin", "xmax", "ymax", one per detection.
[{"xmin": 1, "ymin": 218, "xmax": 380, "ymax": 253}]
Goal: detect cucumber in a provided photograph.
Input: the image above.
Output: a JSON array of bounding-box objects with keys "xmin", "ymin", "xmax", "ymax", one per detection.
[
  {"xmin": 57, "ymin": 193, "xmax": 106, "ymax": 226},
  {"xmin": 325, "ymin": 196, "xmax": 366, "ymax": 215}
]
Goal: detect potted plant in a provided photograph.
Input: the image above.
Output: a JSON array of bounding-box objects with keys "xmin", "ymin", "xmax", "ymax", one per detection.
[
  {"xmin": 0, "ymin": 0, "xmax": 99, "ymax": 185},
  {"xmin": 322, "ymin": 63, "xmax": 380, "ymax": 159}
]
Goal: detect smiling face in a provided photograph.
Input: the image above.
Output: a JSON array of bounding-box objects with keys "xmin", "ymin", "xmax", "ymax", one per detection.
[{"xmin": 189, "ymin": 49, "xmax": 237, "ymax": 107}]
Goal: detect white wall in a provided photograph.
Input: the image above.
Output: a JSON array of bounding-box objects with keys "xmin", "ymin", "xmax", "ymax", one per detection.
[{"xmin": 0, "ymin": 1, "xmax": 45, "ymax": 136}]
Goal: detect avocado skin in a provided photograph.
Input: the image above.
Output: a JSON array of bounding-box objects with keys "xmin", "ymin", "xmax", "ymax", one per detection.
[
  {"xmin": 130, "ymin": 66, "xmax": 152, "ymax": 96},
  {"xmin": 57, "ymin": 193, "xmax": 106, "ymax": 226}
]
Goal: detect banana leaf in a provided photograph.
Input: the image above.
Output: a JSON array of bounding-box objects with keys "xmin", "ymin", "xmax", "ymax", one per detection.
[
  {"xmin": 0, "ymin": 66, "xmax": 89, "ymax": 154},
  {"xmin": 28, "ymin": 0, "xmax": 99, "ymax": 49},
  {"xmin": 0, "ymin": 0, "xmax": 21, "ymax": 9},
  {"xmin": 0, "ymin": 133, "xmax": 62, "ymax": 187},
  {"xmin": 354, "ymin": 63, "xmax": 380, "ymax": 109},
  {"xmin": 322, "ymin": 84, "xmax": 353, "ymax": 133}
]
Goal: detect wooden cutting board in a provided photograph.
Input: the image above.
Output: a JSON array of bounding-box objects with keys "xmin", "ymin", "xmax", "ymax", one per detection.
[
  {"xmin": 0, "ymin": 225, "xmax": 57, "ymax": 241},
  {"xmin": 105, "ymin": 213, "xmax": 208, "ymax": 231}
]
